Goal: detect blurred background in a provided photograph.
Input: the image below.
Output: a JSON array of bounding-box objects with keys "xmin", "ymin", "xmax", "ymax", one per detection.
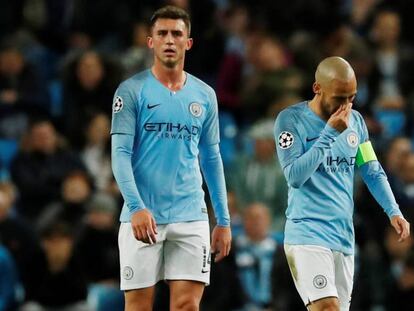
[{"xmin": 0, "ymin": 0, "xmax": 414, "ymax": 310}]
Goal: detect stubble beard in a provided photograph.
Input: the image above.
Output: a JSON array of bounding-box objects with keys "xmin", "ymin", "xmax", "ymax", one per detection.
[
  {"xmin": 320, "ymin": 100, "xmax": 332, "ymax": 120},
  {"xmin": 163, "ymin": 59, "xmax": 177, "ymax": 68}
]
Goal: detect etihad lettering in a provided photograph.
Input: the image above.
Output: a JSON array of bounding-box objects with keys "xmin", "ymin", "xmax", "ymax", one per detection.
[
  {"xmin": 143, "ymin": 122, "xmax": 200, "ymax": 141},
  {"xmin": 317, "ymin": 156, "xmax": 356, "ymax": 173},
  {"xmin": 144, "ymin": 122, "xmax": 200, "ymax": 135},
  {"xmin": 326, "ymin": 156, "xmax": 356, "ymax": 166}
]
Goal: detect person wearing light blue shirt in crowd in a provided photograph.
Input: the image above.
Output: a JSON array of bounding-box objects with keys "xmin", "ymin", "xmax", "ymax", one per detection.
[
  {"xmin": 111, "ymin": 6, "xmax": 231, "ymax": 311},
  {"xmin": 274, "ymin": 56, "xmax": 410, "ymax": 311},
  {"xmin": 234, "ymin": 202, "xmax": 277, "ymax": 310},
  {"xmin": 0, "ymin": 244, "xmax": 18, "ymax": 311}
]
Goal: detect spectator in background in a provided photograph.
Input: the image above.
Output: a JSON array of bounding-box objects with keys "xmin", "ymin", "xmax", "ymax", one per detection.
[
  {"xmin": 216, "ymin": 4, "xmax": 250, "ymax": 123},
  {"xmin": 367, "ymin": 8, "xmax": 414, "ymax": 140},
  {"xmin": 0, "ymin": 45, "xmax": 49, "ymax": 139},
  {"xmin": 11, "ymin": 118, "xmax": 85, "ymax": 220},
  {"xmin": 234, "ymin": 203, "xmax": 277, "ymax": 310},
  {"xmin": 22, "ymin": 222, "xmax": 91, "ymax": 311},
  {"xmin": 0, "ymin": 181, "xmax": 42, "ymax": 295},
  {"xmin": 229, "ymin": 119, "xmax": 287, "ymax": 232},
  {"xmin": 62, "ymin": 50, "xmax": 121, "ymax": 148},
  {"xmin": 37, "ymin": 170, "xmax": 93, "ymax": 232},
  {"xmin": 356, "ymin": 225, "xmax": 413, "ymax": 310},
  {"xmin": 0, "ymin": 0, "xmax": 23, "ymax": 42},
  {"xmin": 76, "ymin": 193, "xmax": 123, "ymax": 311},
  {"xmin": 393, "ymin": 153, "xmax": 414, "ymax": 221},
  {"xmin": 384, "ymin": 136, "xmax": 412, "ymax": 181},
  {"xmin": 80, "ymin": 113, "xmax": 113, "ymax": 193},
  {"xmin": 242, "ymin": 33, "xmax": 304, "ymax": 124},
  {"xmin": 0, "ymin": 244, "xmax": 19, "ymax": 311},
  {"xmin": 121, "ymin": 21, "xmax": 152, "ymax": 78},
  {"xmin": 387, "ymin": 248, "xmax": 414, "ymax": 310}
]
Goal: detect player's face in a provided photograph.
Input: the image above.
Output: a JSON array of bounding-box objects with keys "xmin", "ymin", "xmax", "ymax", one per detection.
[
  {"xmin": 320, "ymin": 78, "xmax": 357, "ymax": 119},
  {"xmin": 148, "ymin": 18, "xmax": 193, "ymax": 68}
]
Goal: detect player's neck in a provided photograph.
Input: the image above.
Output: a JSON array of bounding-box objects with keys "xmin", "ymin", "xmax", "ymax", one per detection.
[{"xmin": 151, "ymin": 64, "xmax": 186, "ymax": 92}]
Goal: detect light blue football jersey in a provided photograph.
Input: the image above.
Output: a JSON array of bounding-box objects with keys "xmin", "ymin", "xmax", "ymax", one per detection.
[
  {"xmin": 275, "ymin": 101, "xmax": 374, "ymax": 255},
  {"xmin": 111, "ymin": 69, "xmax": 220, "ymax": 224}
]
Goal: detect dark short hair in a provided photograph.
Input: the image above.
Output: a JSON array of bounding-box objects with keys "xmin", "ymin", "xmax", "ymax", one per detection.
[{"xmin": 150, "ymin": 5, "xmax": 191, "ymax": 36}]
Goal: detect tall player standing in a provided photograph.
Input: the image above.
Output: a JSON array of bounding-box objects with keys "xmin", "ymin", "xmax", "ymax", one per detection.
[
  {"xmin": 111, "ymin": 6, "xmax": 231, "ymax": 311},
  {"xmin": 274, "ymin": 56, "xmax": 410, "ymax": 311}
]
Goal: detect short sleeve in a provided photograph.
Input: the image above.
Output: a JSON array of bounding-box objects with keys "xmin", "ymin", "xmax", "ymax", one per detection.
[
  {"xmin": 200, "ymin": 88, "xmax": 220, "ymax": 146},
  {"xmin": 274, "ymin": 109, "xmax": 304, "ymax": 169},
  {"xmin": 111, "ymin": 81, "xmax": 137, "ymax": 135}
]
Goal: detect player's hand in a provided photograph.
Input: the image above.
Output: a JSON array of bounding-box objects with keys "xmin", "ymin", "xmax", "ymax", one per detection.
[
  {"xmin": 211, "ymin": 225, "xmax": 232, "ymax": 262},
  {"xmin": 131, "ymin": 209, "xmax": 158, "ymax": 244},
  {"xmin": 327, "ymin": 102, "xmax": 352, "ymax": 133},
  {"xmin": 391, "ymin": 215, "xmax": 410, "ymax": 242}
]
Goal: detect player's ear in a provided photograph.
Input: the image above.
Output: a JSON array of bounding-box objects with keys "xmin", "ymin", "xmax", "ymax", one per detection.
[
  {"xmin": 186, "ymin": 38, "xmax": 193, "ymax": 51},
  {"xmin": 147, "ymin": 36, "xmax": 154, "ymax": 49},
  {"xmin": 313, "ymin": 82, "xmax": 321, "ymax": 95}
]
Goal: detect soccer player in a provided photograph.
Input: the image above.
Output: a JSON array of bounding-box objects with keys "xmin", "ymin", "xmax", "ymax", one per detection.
[
  {"xmin": 111, "ymin": 6, "xmax": 231, "ymax": 311},
  {"xmin": 274, "ymin": 56, "xmax": 410, "ymax": 311}
]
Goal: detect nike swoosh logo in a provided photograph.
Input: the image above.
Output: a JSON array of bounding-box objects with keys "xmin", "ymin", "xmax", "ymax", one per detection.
[
  {"xmin": 147, "ymin": 104, "xmax": 161, "ymax": 109},
  {"xmin": 306, "ymin": 137, "xmax": 318, "ymax": 142},
  {"xmin": 201, "ymin": 270, "xmax": 210, "ymax": 273}
]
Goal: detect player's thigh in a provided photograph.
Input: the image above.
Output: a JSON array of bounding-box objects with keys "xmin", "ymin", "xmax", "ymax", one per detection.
[
  {"xmin": 333, "ymin": 251, "xmax": 354, "ymax": 311},
  {"xmin": 307, "ymin": 297, "xmax": 340, "ymax": 311},
  {"xmin": 169, "ymin": 280, "xmax": 205, "ymax": 311},
  {"xmin": 124, "ymin": 286, "xmax": 156, "ymax": 311},
  {"xmin": 284, "ymin": 244, "xmax": 338, "ymax": 307},
  {"xmin": 164, "ymin": 221, "xmax": 211, "ymax": 284},
  {"xmin": 119, "ymin": 222, "xmax": 165, "ymax": 290}
]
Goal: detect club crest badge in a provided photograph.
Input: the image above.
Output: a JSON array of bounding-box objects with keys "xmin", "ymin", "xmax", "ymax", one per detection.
[
  {"xmin": 347, "ymin": 132, "xmax": 359, "ymax": 148},
  {"xmin": 189, "ymin": 102, "xmax": 202, "ymax": 117},
  {"xmin": 313, "ymin": 275, "xmax": 327, "ymax": 289},
  {"xmin": 122, "ymin": 266, "xmax": 134, "ymax": 280}
]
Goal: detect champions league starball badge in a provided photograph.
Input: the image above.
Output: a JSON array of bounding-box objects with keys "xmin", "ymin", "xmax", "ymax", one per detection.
[
  {"xmin": 113, "ymin": 96, "xmax": 124, "ymax": 113},
  {"xmin": 189, "ymin": 102, "xmax": 202, "ymax": 117},
  {"xmin": 278, "ymin": 131, "xmax": 294, "ymax": 149}
]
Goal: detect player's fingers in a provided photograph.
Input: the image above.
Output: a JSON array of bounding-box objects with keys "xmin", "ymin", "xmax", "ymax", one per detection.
[
  {"xmin": 211, "ymin": 239, "xmax": 217, "ymax": 254},
  {"xmin": 224, "ymin": 241, "xmax": 231, "ymax": 257},
  {"xmin": 151, "ymin": 217, "xmax": 158, "ymax": 235},
  {"xmin": 345, "ymin": 103, "xmax": 353, "ymax": 118},
  {"xmin": 146, "ymin": 226, "xmax": 156, "ymax": 244},
  {"xmin": 214, "ymin": 246, "xmax": 225, "ymax": 262},
  {"xmin": 394, "ymin": 221, "xmax": 402, "ymax": 234},
  {"xmin": 332, "ymin": 105, "xmax": 343, "ymax": 116},
  {"xmin": 138, "ymin": 226, "xmax": 150, "ymax": 243},
  {"xmin": 132, "ymin": 226, "xmax": 139, "ymax": 240},
  {"xmin": 135, "ymin": 226, "xmax": 143, "ymax": 241},
  {"xmin": 402, "ymin": 221, "xmax": 410, "ymax": 240}
]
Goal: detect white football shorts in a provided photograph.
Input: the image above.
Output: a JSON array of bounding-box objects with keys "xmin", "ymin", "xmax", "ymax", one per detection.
[
  {"xmin": 119, "ymin": 220, "xmax": 210, "ymax": 290},
  {"xmin": 284, "ymin": 244, "xmax": 354, "ymax": 311}
]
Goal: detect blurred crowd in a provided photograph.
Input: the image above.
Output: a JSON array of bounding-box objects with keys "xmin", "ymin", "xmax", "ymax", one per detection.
[{"xmin": 1, "ymin": 0, "xmax": 414, "ymax": 310}]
